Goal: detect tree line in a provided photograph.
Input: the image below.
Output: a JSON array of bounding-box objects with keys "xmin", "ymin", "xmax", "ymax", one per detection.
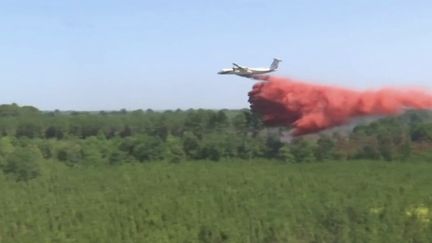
[{"xmin": 0, "ymin": 103, "xmax": 431, "ymax": 181}]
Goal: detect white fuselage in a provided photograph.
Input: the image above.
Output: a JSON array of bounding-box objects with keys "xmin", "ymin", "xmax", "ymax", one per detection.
[
  {"xmin": 217, "ymin": 67, "xmax": 275, "ymax": 77},
  {"xmin": 218, "ymin": 58, "xmax": 281, "ymax": 77}
]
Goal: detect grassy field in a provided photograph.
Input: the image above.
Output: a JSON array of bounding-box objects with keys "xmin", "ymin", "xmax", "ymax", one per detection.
[{"xmin": 1, "ymin": 160, "xmax": 432, "ymax": 242}]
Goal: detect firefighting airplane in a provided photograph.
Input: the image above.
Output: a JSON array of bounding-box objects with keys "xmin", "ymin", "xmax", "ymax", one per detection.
[{"xmin": 217, "ymin": 58, "xmax": 282, "ymax": 78}]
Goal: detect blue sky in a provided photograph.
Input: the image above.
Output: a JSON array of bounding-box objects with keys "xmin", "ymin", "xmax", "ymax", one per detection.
[{"xmin": 1, "ymin": 0, "xmax": 431, "ymax": 110}]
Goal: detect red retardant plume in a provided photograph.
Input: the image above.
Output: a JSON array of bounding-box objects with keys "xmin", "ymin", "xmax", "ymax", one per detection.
[{"xmin": 248, "ymin": 75, "xmax": 432, "ymax": 136}]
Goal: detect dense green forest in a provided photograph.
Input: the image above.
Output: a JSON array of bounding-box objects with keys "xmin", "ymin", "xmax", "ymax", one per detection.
[
  {"xmin": 0, "ymin": 103, "xmax": 431, "ymax": 181},
  {"xmin": 1, "ymin": 103, "xmax": 432, "ymax": 242}
]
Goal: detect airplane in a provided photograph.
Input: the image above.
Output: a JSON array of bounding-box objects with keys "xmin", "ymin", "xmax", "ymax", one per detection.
[{"xmin": 218, "ymin": 58, "xmax": 282, "ymax": 78}]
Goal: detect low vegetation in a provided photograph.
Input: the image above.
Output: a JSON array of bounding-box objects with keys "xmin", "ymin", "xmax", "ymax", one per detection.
[
  {"xmin": 1, "ymin": 161, "xmax": 432, "ymax": 242},
  {"xmin": 1, "ymin": 104, "xmax": 432, "ymax": 242}
]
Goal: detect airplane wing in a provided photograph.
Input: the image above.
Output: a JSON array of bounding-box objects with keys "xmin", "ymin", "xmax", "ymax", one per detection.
[{"xmin": 232, "ymin": 63, "xmax": 247, "ymax": 71}]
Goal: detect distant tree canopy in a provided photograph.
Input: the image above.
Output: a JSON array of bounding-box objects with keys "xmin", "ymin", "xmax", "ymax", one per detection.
[{"xmin": 0, "ymin": 104, "xmax": 432, "ymax": 181}]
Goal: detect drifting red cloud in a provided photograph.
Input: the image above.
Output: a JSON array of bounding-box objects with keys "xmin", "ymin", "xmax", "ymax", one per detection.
[{"xmin": 248, "ymin": 76, "xmax": 432, "ymax": 135}]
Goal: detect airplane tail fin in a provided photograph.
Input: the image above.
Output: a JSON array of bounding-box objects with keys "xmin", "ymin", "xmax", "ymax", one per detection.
[{"xmin": 270, "ymin": 58, "xmax": 282, "ymax": 70}]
